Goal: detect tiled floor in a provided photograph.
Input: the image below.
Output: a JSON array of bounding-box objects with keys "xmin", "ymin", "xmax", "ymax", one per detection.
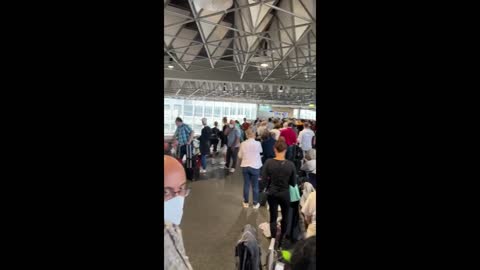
[{"xmin": 181, "ymin": 158, "xmax": 271, "ymax": 270}]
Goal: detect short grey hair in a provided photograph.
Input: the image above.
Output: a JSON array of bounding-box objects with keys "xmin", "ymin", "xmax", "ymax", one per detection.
[{"xmin": 306, "ymin": 149, "xmax": 316, "ymax": 160}]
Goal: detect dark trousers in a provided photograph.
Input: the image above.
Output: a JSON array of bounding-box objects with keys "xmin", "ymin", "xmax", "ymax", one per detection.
[
  {"xmin": 226, "ymin": 146, "xmax": 239, "ymax": 169},
  {"xmin": 267, "ymin": 191, "xmax": 290, "ymax": 245},
  {"xmin": 287, "ymin": 201, "xmax": 301, "ymax": 242},
  {"xmin": 210, "ymin": 139, "xmax": 219, "ymax": 153}
]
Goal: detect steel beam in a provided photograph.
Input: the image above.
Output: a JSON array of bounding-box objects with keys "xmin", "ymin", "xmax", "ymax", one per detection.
[
  {"xmin": 164, "ymin": 46, "xmax": 187, "ymax": 72},
  {"xmin": 187, "ymin": 0, "xmax": 216, "ymax": 68},
  {"xmin": 264, "ymin": 2, "xmax": 314, "ymax": 24}
]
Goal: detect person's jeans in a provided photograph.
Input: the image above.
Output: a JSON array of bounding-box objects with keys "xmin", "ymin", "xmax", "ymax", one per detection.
[
  {"xmin": 225, "ymin": 146, "xmax": 239, "ymax": 168},
  {"xmin": 242, "ymin": 167, "xmax": 260, "ymax": 204},
  {"xmin": 201, "ymin": 154, "xmax": 207, "ymax": 169}
]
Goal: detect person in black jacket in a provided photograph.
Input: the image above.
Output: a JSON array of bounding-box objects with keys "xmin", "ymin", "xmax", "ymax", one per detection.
[
  {"xmin": 219, "ymin": 117, "xmax": 228, "ymax": 165},
  {"xmin": 210, "ymin": 121, "xmax": 220, "ymax": 154},
  {"xmin": 262, "ymin": 137, "xmax": 296, "ymax": 249},
  {"xmin": 198, "ymin": 118, "xmax": 212, "ymax": 174},
  {"xmin": 261, "ymin": 131, "xmax": 276, "ymax": 164}
]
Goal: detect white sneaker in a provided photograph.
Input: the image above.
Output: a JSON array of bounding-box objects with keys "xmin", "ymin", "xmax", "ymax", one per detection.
[
  {"xmin": 242, "ymin": 202, "xmax": 249, "ymax": 208},
  {"xmin": 253, "ymin": 203, "xmax": 260, "ymax": 209},
  {"xmin": 219, "ymin": 161, "xmax": 226, "ymax": 165},
  {"xmin": 223, "ymin": 166, "xmax": 230, "ymax": 170},
  {"xmin": 230, "ymin": 168, "xmax": 235, "ymax": 173},
  {"xmin": 200, "ymin": 169, "xmax": 206, "ymax": 173}
]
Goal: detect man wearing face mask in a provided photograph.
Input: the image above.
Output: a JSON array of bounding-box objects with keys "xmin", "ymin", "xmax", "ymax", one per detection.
[{"xmin": 164, "ymin": 155, "xmax": 193, "ymax": 270}]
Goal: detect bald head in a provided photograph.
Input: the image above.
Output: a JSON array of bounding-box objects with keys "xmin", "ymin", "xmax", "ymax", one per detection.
[{"xmin": 164, "ymin": 155, "xmax": 186, "ymax": 198}]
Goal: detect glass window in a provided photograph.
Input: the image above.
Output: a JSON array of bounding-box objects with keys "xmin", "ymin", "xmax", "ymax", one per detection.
[
  {"xmin": 204, "ymin": 103, "xmax": 212, "ymax": 117},
  {"xmin": 184, "ymin": 104, "xmax": 193, "ymax": 116},
  {"xmin": 224, "ymin": 104, "xmax": 230, "ymax": 116},
  {"xmin": 238, "ymin": 105, "xmax": 244, "ymax": 116},
  {"xmin": 194, "ymin": 104, "xmax": 203, "ymax": 117},
  {"xmin": 214, "ymin": 104, "xmax": 222, "ymax": 117},
  {"xmin": 183, "ymin": 116, "xmax": 194, "ymax": 126},
  {"xmin": 173, "ymin": 104, "xmax": 182, "ymax": 118},
  {"xmin": 164, "ymin": 98, "xmax": 258, "ymax": 134},
  {"xmin": 299, "ymin": 109, "xmax": 316, "ymax": 120},
  {"xmin": 251, "ymin": 105, "xmax": 257, "ymax": 120},
  {"xmin": 193, "ymin": 123, "xmax": 203, "ymax": 135}
]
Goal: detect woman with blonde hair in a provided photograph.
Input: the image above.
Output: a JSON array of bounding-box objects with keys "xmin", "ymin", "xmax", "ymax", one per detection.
[{"xmin": 238, "ymin": 128, "xmax": 263, "ymax": 209}]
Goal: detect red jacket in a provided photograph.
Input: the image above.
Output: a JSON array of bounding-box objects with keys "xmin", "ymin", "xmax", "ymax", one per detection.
[{"xmin": 280, "ymin": 127, "xmax": 297, "ymax": 146}]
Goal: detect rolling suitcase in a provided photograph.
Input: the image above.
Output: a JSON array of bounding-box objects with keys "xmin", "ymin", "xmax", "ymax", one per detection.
[{"xmin": 185, "ymin": 144, "xmax": 195, "ymax": 181}]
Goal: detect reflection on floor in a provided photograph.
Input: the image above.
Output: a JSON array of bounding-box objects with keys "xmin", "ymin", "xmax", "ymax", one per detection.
[{"xmin": 181, "ymin": 158, "xmax": 270, "ymax": 270}]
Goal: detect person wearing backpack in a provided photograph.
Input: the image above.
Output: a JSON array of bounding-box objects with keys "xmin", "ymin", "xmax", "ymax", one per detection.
[{"xmin": 198, "ymin": 118, "xmax": 212, "ymax": 174}]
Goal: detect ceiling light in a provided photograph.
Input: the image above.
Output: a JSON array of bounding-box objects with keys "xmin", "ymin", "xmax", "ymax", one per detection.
[
  {"xmin": 309, "ymin": 104, "xmax": 315, "ymax": 108},
  {"xmin": 260, "ymin": 63, "xmax": 269, "ymax": 67},
  {"xmin": 168, "ymin": 65, "xmax": 174, "ymax": 69}
]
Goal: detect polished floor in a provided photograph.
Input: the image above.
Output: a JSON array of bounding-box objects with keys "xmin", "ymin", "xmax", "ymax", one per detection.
[{"xmin": 181, "ymin": 156, "xmax": 271, "ymax": 270}]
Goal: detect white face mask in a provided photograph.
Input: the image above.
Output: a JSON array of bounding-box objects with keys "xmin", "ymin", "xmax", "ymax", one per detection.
[
  {"xmin": 164, "ymin": 196, "xmax": 185, "ymax": 225},
  {"xmin": 229, "ymin": 124, "xmax": 234, "ymax": 128}
]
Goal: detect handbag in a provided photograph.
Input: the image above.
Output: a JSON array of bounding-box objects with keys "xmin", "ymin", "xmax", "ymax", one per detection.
[{"xmin": 289, "ymin": 184, "xmax": 301, "ymax": 202}]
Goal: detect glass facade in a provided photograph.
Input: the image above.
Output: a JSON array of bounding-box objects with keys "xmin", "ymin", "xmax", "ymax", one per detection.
[
  {"xmin": 294, "ymin": 109, "xmax": 316, "ymax": 120},
  {"xmin": 164, "ymin": 98, "xmax": 257, "ymax": 135}
]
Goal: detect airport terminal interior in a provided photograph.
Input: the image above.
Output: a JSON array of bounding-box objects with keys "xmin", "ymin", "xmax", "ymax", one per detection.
[{"xmin": 164, "ymin": 0, "xmax": 316, "ymax": 269}]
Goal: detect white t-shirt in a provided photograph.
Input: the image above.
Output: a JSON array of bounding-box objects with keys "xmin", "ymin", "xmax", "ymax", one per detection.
[
  {"xmin": 298, "ymin": 128, "xmax": 315, "ymax": 151},
  {"xmin": 238, "ymin": 138, "xmax": 263, "ymax": 169},
  {"xmin": 302, "ymin": 191, "xmax": 316, "ymax": 238}
]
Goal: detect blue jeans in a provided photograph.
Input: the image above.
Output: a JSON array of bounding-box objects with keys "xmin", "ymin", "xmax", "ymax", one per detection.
[
  {"xmin": 201, "ymin": 154, "xmax": 207, "ymax": 169},
  {"xmin": 242, "ymin": 167, "xmax": 260, "ymax": 204}
]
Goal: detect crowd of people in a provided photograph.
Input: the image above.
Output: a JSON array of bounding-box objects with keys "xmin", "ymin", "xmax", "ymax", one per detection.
[{"xmin": 164, "ymin": 115, "xmax": 317, "ymax": 270}]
